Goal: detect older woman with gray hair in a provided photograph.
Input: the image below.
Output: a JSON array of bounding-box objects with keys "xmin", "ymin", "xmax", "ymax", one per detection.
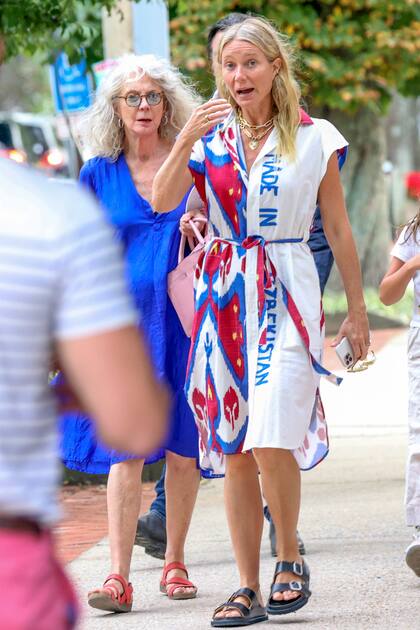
[{"xmin": 60, "ymin": 54, "xmax": 202, "ymax": 613}]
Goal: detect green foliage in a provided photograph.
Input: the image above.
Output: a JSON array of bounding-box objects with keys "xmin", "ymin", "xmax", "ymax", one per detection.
[
  {"xmin": 323, "ymin": 287, "xmax": 414, "ymax": 324},
  {"xmin": 2, "ymin": 0, "xmax": 418, "ymax": 112},
  {"xmin": 168, "ymin": 0, "xmax": 420, "ymax": 112},
  {"xmin": 0, "ymin": 0, "xmax": 126, "ymax": 65},
  {"xmin": 0, "ymin": 55, "xmax": 53, "ymax": 113}
]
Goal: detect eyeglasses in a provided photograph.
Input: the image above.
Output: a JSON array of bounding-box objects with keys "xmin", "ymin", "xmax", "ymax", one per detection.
[
  {"xmin": 347, "ymin": 350, "xmax": 376, "ymax": 373},
  {"xmin": 113, "ymin": 91, "xmax": 163, "ymax": 108}
]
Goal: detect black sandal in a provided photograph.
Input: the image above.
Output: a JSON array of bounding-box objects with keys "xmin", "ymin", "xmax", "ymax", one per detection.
[
  {"xmin": 266, "ymin": 560, "xmax": 311, "ymax": 615},
  {"xmin": 211, "ymin": 587, "xmax": 268, "ymax": 627}
]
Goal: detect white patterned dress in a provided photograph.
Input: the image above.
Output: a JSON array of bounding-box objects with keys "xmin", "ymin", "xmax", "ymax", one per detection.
[{"xmin": 186, "ymin": 110, "xmax": 348, "ymax": 476}]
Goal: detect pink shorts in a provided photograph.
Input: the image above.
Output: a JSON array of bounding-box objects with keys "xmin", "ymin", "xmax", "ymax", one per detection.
[{"xmin": 0, "ymin": 528, "xmax": 79, "ymax": 630}]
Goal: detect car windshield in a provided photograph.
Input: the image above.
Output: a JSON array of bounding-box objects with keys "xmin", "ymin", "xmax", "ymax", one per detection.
[{"xmin": 0, "ymin": 123, "xmax": 13, "ymax": 149}]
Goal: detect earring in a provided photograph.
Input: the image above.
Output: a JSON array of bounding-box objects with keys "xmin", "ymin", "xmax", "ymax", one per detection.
[
  {"xmin": 117, "ymin": 117, "xmax": 124, "ymax": 129},
  {"xmin": 162, "ymin": 112, "xmax": 168, "ymax": 126}
]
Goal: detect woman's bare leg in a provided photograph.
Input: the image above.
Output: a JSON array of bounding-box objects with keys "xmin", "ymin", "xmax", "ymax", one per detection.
[
  {"xmin": 253, "ymin": 447, "xmax": 302, "ymax": 602},
  {"xmin": 214, "ymin": 452, "xmax": 264, "ymax": 620},
  {"xmin": 106, "ymin": 459, "xmax": 144, "ymax": 592},
  {"xmin": 164, "ymin": 450, "xmax": 200, "ymax": 595}
]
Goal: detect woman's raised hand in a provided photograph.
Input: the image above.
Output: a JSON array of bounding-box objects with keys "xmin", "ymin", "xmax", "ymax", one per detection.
[{"xmin": 179, "ymin": 99, "xmax": 232, "ymax": 145}]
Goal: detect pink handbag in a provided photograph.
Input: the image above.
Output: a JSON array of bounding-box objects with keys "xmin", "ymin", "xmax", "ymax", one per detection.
[{"xmin": 168, "ymin": 218, "xmax": 208, "ymax": 337}]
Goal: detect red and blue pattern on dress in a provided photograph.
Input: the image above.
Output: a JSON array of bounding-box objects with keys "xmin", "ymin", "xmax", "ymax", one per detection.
[
  {"xmin": 186, "ymin": 112, "xmax": 344, "ymax": 476},
  {"xmin": 186, "ymin": 127, "xmax": 251, "ymax": 472}
]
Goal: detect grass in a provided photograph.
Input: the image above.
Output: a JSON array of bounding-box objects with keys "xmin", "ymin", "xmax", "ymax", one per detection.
[{"xmin": 323, "ymin": 286, "xmax": 414, "ymax": 325}]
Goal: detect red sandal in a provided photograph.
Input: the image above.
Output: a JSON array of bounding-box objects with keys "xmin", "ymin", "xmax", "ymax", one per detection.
[
  {"xmin": 160, "ymin": 561, "xmax": 198, "ymax": 600},
  {"xmin": 88, "ymin": 573, "xmax": 133, "ymax": 613}
]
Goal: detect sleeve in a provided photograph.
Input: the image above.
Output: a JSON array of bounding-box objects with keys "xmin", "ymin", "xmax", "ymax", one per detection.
[
  {"xmin": 53, "ymin": 190, "xmax": 138, "ymax": 340},
  {"xmin": 318, "ymin": 119, "xmax": 349, "ymax": 179},
  {"xmin": 188, "ymin": 139, "xmax": 206, "ymax": 203},
  {"xmin": 391, "ymin": 226, "xmax": 414, "ymax": 263},
  {"xmin": 188, "ymin": 139, "xmax": 205, "ymax": 175}
]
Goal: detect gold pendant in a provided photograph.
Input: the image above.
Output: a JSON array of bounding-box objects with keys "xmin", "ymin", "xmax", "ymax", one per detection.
[{"xmin": 249, "ymin": 139, "xmax": 258, "ymax": 150}]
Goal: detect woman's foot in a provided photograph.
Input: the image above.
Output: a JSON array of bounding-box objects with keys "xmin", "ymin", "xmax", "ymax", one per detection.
[
  {"xmin": 160, "ymin": 561, "xmax": 197, "ymax": 599},
  {"xmin": 88, "ymin": 573, "xmax": 133, "ymax": 613},
  {"xmin": 267, "ymin": 559, "xmax": 311, "ymax": 616},
  {"xmin": 271, "ymin": 559, "xmax": 304, "ymax": 602},
  {"xmin": 212, "ymin": 587, "xmax": 268, "ymax": 627},
  {"xmin": 213, "ymin": 586, "xmax": 264, "ymax": 620}
]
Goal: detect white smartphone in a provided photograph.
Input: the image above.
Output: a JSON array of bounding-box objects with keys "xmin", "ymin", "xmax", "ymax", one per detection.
[{"xmin": 335, "ymin": 337, "xmax": 355, "ymax": 369}]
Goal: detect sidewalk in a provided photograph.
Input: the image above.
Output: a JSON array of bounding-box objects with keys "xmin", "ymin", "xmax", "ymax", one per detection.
[{"xmin": 66, "ymin": 329, "xmax": 420, "ymax": 630}]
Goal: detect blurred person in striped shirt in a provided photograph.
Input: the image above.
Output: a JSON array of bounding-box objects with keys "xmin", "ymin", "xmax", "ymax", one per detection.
[{"xmin": 0, "ymin": 157, "xmax": 169, "ymax": 630}]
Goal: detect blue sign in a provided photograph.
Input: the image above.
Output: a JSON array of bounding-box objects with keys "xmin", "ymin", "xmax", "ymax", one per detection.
[{"xmin": 50, "ymin": 53, "xmax": 91, "ymax": 113}]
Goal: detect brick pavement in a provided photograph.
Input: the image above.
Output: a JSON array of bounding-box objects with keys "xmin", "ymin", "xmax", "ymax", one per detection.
[{"xmin": 56, "ymin": 482, "xmax": 155, "ymax": 564}]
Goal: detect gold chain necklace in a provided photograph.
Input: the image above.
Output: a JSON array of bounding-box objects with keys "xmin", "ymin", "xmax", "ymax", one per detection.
[{"xmin": 237, "ymin": 110, "xmax": 274, "ymax": 150}]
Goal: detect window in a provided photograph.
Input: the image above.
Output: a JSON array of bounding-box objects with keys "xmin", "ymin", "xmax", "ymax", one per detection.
[
  {"xmin": 19, "ymin": 124, "xmax": 49, "ymax": 161},
  {"xmin": 0, "ymin": 123, "xmax": 13, "ymax": 149}
]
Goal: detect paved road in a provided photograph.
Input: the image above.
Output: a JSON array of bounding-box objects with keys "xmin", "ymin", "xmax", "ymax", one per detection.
[{"xmin": 69, "ymin": 331, "xmax": 420, "ymax": 629}]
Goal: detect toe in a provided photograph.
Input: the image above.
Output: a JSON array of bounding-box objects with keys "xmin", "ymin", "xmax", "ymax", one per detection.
[
  {"xmin": 175, "ymin": 586, "xmax": 194, "ymax": 596},
  {"xmin": 272, "ymin": 589, "xmax": 300, "ymax": 602},
  {"xmin": 226, "ymin": 610, "xmax": 242, "ymax": 618},
  {"xmin": 284, "ymin": 590, "xmax": 299, "ymax": 601},
  {"xmin": 214, "ymin": 606, "xmax": 241, "ymax": 619}
]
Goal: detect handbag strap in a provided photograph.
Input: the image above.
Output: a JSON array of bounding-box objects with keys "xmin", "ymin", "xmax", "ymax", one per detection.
[{"xmin": 178, "ymin": 218, "xmax": 207, "ymax": 264}]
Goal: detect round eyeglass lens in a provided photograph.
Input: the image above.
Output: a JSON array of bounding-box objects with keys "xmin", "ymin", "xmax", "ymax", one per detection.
[
  {"xmin": 146, "ymin": 91, "xmax": 162, "ymax": 105},
  {"xmin": 126, "ymin": 93, "xmax": 141, "ymax": 107}
]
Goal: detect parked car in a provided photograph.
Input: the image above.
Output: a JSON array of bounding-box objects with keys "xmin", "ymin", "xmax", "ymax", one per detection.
[
  {"xmin": 0, "ymin": 141, "xmax": 27, "ymax": 164},
  {"xmin": 0, "ymin": 112, "xmax": 70, "ymax": 176}
]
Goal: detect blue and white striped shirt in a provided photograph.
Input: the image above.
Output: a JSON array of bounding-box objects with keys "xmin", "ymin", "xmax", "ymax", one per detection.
[{"xmin": 0, "ymin": 160, "xmax": 137, "ymax": 525}]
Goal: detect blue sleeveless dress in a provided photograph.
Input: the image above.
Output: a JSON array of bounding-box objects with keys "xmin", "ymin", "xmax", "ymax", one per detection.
[{"xmin": 59, "ymin": 154, "xmax": 199, "ymax": 473}]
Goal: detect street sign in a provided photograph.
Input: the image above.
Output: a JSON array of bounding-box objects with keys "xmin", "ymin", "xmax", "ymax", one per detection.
[
  {"xmin": 50, "ymin": 53, "xmax": 91, "ymax": 114},
  {"xmin": 92, "ymin": 59, "xmax": 118, "ymax": 88}
]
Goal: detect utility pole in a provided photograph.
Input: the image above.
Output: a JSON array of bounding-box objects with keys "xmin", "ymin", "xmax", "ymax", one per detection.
[
  {"xmin": 102, "ymin": 0, "xmax": 134, "ymax": 58},
  {"xmin": 102, "ymin": 0, "xmax": 170, "ymax": 60}
]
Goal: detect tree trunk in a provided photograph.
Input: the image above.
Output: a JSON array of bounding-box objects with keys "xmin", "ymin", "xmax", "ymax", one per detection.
[
  {"xmin": 325, "ymin": 108, "xmax": 389, "ymax": 288},
  {"xmin": 385, "ymin": 94, "xmax": 420, "ymax": 227}
]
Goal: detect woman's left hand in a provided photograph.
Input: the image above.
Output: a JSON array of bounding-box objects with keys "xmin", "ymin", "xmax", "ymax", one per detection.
[
  {"xmin": 180, "ymin": 211, "xmax": 207, "ymax": 237},
  {"xmin": 331, "ymin": 309, "xmax": 370, "ymax": 361}
]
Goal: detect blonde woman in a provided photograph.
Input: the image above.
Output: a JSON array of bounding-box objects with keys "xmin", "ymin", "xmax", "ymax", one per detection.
[
  {"xmin": 60, "ymin": 54, "xmax": 202, "ymax": 612},
  {"xmin": 152, "ymin": 16, "xmax": 369, "ymax": 627}
]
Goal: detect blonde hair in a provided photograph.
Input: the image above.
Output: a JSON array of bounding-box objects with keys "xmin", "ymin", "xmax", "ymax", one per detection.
[
  {"xmin": 79, "ymin": 54, "xmax": 201, "ymax": 160},
  {"xmin": 216, "ymin": 16, "xmax": 301, "ymax": 160}
]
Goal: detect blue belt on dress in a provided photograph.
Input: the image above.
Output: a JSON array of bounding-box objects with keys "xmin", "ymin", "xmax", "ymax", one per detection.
[{"xmin": 205, "ymin": 234, "xmax": 341, "ymax": 386}]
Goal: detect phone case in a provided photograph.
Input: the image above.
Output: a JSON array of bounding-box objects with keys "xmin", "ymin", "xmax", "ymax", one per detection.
[{"xmin": 335, "ymin": 337, "xmax": 355, "ymax": 368}]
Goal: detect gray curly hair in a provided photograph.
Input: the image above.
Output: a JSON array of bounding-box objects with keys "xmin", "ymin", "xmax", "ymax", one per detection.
[{"xmin": 79, "ymin": 53, "xmax": 201, "ymax": 160}]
